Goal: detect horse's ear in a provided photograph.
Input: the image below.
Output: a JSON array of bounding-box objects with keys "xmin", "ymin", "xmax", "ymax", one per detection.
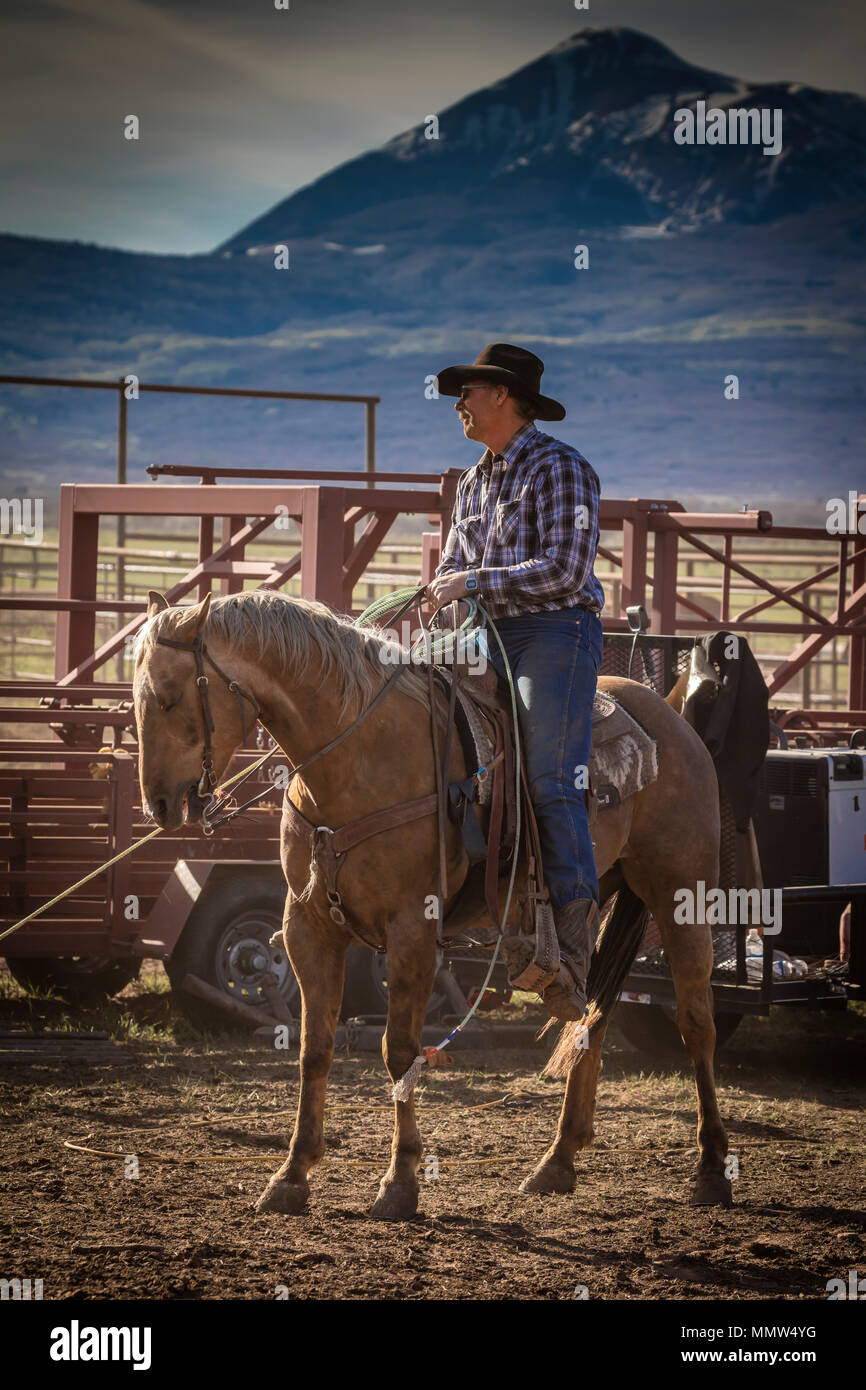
[
  {"xmin": 175, "ymin": 591, "xmax": 212, "ymax": 639},
  {"xmin": 147, "ymin": 590, "xmax": 169, "ymax": 618}
]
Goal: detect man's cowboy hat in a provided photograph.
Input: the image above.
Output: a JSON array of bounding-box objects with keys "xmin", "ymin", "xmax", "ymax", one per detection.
[{"xmin": 435, "ymin": 342, "xmax": 566, "ymax": 422}]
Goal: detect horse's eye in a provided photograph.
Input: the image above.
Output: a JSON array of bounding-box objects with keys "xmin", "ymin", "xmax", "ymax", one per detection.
[{"xmin": 157, "ymin": 694, "xmax": 180, "ymax": 714}]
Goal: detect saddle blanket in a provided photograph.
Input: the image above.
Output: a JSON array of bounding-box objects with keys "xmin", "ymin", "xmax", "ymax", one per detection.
[{"xmin": 588, "ymin": 689, "xmax": 658, "ymax": 810}]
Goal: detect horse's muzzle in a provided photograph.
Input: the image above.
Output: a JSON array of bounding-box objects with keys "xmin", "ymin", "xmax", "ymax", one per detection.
[{"xmin": 147, "ymin": 781, "xmax": 209, "ymax": 831}]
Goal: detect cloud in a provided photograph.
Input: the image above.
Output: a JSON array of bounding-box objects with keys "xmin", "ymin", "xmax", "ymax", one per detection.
[
  {"xmin": 2, "ymin": 0, "xmax": 865, "ymax": 252},
  {"xmin": 45, "ymin": 0, "xmax": 297, "ymax": 97}
]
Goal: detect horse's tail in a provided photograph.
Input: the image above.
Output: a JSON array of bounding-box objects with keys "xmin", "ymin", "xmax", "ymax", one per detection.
[{"xmin": 544, "ymin": 885, "xmax": 650, "ymax": 1078}]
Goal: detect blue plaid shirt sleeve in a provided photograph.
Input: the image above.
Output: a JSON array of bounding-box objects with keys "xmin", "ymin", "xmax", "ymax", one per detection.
[{"xmin": 477, "ymin": 453, "xmax": 600, "ymax": 607}]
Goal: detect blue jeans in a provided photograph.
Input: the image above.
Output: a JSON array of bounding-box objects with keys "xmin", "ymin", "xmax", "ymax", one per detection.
[{"xmin": 483, "ymin": 606, "xmax": 603, "ymax": 910}]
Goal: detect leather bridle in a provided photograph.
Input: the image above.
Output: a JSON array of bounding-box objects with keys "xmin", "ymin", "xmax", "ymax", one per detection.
[
  {"xmin": 155, "ymin": 632, "xmax": 261, "ymax": 798},
  {"xmin": 152, "ymin": 584, "xmax": 423, "ymax": 813}
]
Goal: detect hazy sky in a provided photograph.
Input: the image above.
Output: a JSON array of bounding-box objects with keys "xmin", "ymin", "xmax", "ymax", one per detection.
[{"xmin": 2, "ymin": 0, "xmax": 864, "ymax": 254}]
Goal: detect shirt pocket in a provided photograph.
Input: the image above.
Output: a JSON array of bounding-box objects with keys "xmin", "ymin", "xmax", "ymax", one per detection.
[
  {"xmin": 494, "ymin": 497, "xmax": 523, "ymax": 548},
  {"xmin": 454, "ymin": 513, "xmax": 486, "ymax": 563}
]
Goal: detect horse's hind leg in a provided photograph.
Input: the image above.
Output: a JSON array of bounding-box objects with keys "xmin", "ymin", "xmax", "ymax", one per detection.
[
  {"xmin": 520, "ymin": 1019, "xmax": 608, "ymax": 1195},
  {"xmin": 371, "ymin": 925, "xmax": 438, "ymax": 1221},
  {"xmin": 256, "ymin": 906, "xmax": 346, "ymax": 1215},
  {"xmin": 646, "ymin": 876, "xmax": 732, "ymax": 1207}
]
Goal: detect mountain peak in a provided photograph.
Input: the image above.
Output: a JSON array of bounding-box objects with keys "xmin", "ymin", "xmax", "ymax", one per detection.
[
  {"xmin": 550, "ymin": 26, "xmax": 711, "ymax": 70},
  {"xmin": 221, "ymin": 27, "xmax": 866, "ymax": 253}
]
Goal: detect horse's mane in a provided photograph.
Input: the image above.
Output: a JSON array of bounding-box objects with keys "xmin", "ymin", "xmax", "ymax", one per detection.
[{"xmin": 138, "ymin": 589, "xmax": 430, "ymax": 721}]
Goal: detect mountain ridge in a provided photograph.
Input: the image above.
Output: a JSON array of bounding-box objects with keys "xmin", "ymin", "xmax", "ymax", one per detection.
[
  {"xmin": 0, "ymin": 27, "xmax": 863, "ymax": 503},
  {"xmin": 222, "ymin": 26, "xmax": 866, "ymax": 253}
]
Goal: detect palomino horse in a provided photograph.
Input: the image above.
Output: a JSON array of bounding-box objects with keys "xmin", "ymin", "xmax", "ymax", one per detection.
[{"xmin": 135, "ymin": 588, "xmax": 731, "ymax": 1220}]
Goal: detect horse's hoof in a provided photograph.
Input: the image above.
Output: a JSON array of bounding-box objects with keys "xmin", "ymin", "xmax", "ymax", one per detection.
[
  {"xmin": 255, "ymin": 1178, "xmax": 309, "ymax": 1215},
  {"xmin": 689, "ymin": 1173, "xmax": 733, "ymax": 1208},
  {"xmin": 520, "ymin": 1161, "xmax": 575, "ymax": 1195},
  {"xmin": 370, "ymin": 1181, "xmax": 419, "ymax": 1221}
]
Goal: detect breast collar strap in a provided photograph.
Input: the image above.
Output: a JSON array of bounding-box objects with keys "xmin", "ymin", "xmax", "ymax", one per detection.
[{"xmin": 155, "ymin": 632, "xmax": 261, "ymax": 797}]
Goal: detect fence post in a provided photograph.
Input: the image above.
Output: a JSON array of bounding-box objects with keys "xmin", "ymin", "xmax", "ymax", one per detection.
[
  {"xmin": 651, "ymin": 523, "xmax": 679, "ymax": 635},
  {"xmin": 55, "ymin": 485, "xmax": 99, "ymax": 682},
  {"xmin": 221, "ymin": 515, "xmax": 246, "ymax": 595},
  {"xmin": 437, "ymin": 469, "xmax": 460, "ymax": 554},
  {"xmin": 197, "ymin": 472, "xmax": 215, "ymax": 601},
  {"xmin": 116, "ymin": 378, "xmax": 128, "ymax": 680},
  {"xmin": 300, "ymin": 487, "xmax": 347, "ymax": 611},
  {"xmin": 421, "ymin": 532, "xmax": 441, "ymax": 588},
  {"xmin": 365, "ymin": 400, "xmax": 376, "ymax": 479},
  {"xmin": 621, "ymin": 507, "xmax": 648, "ymax": 618}
]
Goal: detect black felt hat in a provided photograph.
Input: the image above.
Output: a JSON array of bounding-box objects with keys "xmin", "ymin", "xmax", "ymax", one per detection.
[{"xmin": 436, "ymin": 342, "xmax": 566, "ymax": 421}]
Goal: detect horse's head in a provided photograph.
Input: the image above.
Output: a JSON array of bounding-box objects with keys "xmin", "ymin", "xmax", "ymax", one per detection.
[{"xmin": 133, "ymin": 590, "xmax": 249, "ymax": 830}]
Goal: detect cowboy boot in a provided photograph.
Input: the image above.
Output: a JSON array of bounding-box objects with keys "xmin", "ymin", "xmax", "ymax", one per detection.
[{"xmin": 540, "ymin": 898, "xmax": 601, "ymax": 1021}]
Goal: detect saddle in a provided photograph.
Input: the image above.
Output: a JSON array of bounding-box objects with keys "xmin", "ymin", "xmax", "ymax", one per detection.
[
  {"xmin": 436, "ymin": 658, "xmax": 658, "ymax": 938},
  {"xmin": 277, "ymin": 612, "xmax": 658, "ymax": 956}
]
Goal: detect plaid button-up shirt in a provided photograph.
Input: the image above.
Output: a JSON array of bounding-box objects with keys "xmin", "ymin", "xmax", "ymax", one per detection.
[{"xmin": 435, "ymin": 422, "xmax": 605, "ymax": 619}]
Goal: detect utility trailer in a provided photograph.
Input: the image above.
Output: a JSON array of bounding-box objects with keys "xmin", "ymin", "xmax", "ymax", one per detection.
[{"xmin": 0, "ymin": 698, "xmax": 468, "ymax": 1028}]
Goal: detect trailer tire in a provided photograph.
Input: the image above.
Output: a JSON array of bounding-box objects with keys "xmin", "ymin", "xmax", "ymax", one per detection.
[
  {"xmin": 4, "ymin": 955, "xmax": 140, "ymax": 1005},
  {"xmin": 167, "ymin": 874, "xmax": 297, "ymax": 1031},
  {"xmin": 616, "ymin": 1002, "xmax": 743, "ymax": 1056}
]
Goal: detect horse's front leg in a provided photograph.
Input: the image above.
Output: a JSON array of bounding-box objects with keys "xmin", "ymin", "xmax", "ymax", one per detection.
[
  {"xmin": 371, "ymin": 925, "xmax": 438, "ymax": 1221},
  {"xmin": 256, "ymin": 905, "xmax": 347, "ymax": 1216}
]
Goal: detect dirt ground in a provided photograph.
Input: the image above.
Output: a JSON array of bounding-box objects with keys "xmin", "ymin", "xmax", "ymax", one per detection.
[{"xmin": 0, "ymin": 963, "xmax": 863, "ymax": 1301}]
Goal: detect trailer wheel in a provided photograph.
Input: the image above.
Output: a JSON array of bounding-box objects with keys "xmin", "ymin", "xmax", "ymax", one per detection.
[
  {"xmin": 167, "ymin": 875, "xmax": 298, "ymax": 1030},
  {"xmin": 4, "ymin": 955, "xmax": 140, "ymax": 1005},
  {"xmin": 616, "ymin": 1002, "xmax": 743, "ymax": 1055}
]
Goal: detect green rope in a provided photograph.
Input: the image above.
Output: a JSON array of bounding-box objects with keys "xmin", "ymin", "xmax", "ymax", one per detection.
[
  {"xmin": 354, "ymin": 585, "xmax": 424, "ymax": 628},
  {"xmin": 355, "ymin": 584, "xmax": 482, "ymax": 667}
]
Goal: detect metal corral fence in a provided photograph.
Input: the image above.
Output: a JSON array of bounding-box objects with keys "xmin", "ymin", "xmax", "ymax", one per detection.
[{"xmin": 0, "ymin": 375, "xmax": 864, "ymax": 1031}]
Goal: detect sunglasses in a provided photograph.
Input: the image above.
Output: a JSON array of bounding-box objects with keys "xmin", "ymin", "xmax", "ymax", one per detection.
[{"xmin": 458, "ymin": 384, "xmax": 495, "ymax": 401}]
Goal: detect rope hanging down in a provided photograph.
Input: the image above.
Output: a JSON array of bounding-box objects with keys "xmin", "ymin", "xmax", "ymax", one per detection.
[
  {"xmin": 360, "ymin": 591, "xmax": 524, "ymax": 1102},
  {"xmin": 3, "ymin": 581, "xmax": 525, "ymax": 1105}
]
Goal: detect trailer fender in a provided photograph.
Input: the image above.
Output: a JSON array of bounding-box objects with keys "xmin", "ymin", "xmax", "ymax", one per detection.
[{"xmin": 130, "ymin": 859, "xmax": 284, "ymax": 959}]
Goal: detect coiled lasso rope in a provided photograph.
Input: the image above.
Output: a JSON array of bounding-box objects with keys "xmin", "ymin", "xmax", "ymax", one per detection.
[{"xmin": 354, "ymin": 586, "xmax": 523, "ymax": 1101}]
